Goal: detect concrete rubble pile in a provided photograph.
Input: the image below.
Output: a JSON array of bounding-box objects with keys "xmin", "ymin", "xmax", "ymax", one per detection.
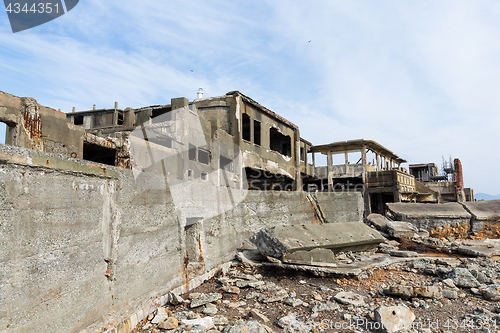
[{"xmin": 134, "ymin": 253, "xmax": 500, "ymax": 333}]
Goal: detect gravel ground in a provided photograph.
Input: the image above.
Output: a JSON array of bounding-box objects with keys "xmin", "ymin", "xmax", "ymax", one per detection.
[{"xmin": 131, "ymin": 253, "xmax": 500, "ymax": 333}]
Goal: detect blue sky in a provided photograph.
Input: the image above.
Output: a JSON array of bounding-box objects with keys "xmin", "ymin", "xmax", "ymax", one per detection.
[{"xmin": 1, "ymin": 0, "xmax": 499, "ymax": 195}]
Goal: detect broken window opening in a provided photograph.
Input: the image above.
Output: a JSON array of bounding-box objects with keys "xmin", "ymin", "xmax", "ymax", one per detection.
[
  {"xmin": 73, "ymin": 115, "xmax": 84, "ymax": 125},
  {"xmin": 83, "ymin": 143, "xmax": 116, "ymax": 166},
  {"xmin": 220, "ymin": 155, "xmax": 234, "ymax": 172},
  {"xmin": 201, "ymin": 172, "xmax": 208, "ymax": 181},
  {"xmin": 198, "ymin": 148, "xmax": 210, "ymax": 165},
  {"xmin": 300, "ymin": 147, "xmax": 305, "ymax": 162},
  {"xmin": 269, "ymin": 128, "xmax": 291, "ymax": 157},
  {"xmin": 188, "ymin": 144, "xmax": 197, "ymax": 161},
  {"xmin": 152, "ymin": 108, "xmax": 172, "ymax": 123},
  {"xmin": 242, "ymin": 113, "xmax": 251, "ymax": 142},
  {"xmin": 117, "ymin": 112, "xmax": 124, "ymax": 125},
  {"xmin": 253, "ymin": 120, "xmax": 261, "ymax": 145},
  {"xmin": 187, "ymin": 169, "xmax": 194, "ymax": 179}
]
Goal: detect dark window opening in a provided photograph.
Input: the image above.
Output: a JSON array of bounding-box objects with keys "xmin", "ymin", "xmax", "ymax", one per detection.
[
  {"xmin": 152, "ymin": 108, "xmax": 172, "ymax": 123},
  {"xmin": 300, "ymin": 147, "xmax": 305, "ymax": 161},
  {"xmin": 117, "ymin": 112, "xmax": 124, "ymax": 125},
  {"xmin": 188, "ymin": 169, "xmax": 194, "ymax": 178},
  {"xmin": 74, "ymin": 115, "xmax": 84, "ymax": 125},
  {"xmin": 253, "ymin": 120, "xmax": 261, "ymax": 145},
  {"xmin": 242, "ymin": 113, "xmax": 251, "ymax": 141},
  {"xmin": 83, "ymin": 143, "xmax": 116, "ymax": 166},
  {"xmin": 189, "ymin": 144, "xmax": 196, "ymax": 161},
  {"xmin": 198, "ymin": 148, "xmax": 210, "ymax": 165},
  {"xmin": 220, "ymin": 155, "xmax": 234, "ymax": 172},
  {"xmin": 269, "ymin": 128, "xmax": 291, "ymax": 157},
  {"xmin": 201, "ymin": 172, "xmax": 208, "ymax": 181}
]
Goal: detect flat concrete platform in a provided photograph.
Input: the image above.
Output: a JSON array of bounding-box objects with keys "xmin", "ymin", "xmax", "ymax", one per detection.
[
  {"xmin": 249, "ymin": 222, "xmax": 385, "ymax": 259},
  {"xmin": 387, "ymin": 202, "xmax": 471, "ymax": 218},
  {"xmin": 463, "ymin": 200, "xmax": 500, "ymax": 221}
]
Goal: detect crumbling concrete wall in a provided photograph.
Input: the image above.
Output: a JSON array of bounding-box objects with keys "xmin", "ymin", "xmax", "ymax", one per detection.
[
  {"xmin": 0, "ymin": 91, "xmax": 85, "ymax": 158},
  {"xmin": 0, "ymin": 145, "xmax": 359, "ymax": 333},
  {"xmin": 316, "ymin": 192, "xmax": 364, "ymax": 223}
]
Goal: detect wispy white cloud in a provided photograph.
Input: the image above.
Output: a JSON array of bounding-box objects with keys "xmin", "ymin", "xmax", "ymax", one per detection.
[{"xmin": 0, "ymin": 0, "xmax": 498, "ymax": 194}]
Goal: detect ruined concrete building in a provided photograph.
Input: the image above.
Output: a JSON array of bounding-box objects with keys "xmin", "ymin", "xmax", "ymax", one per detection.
[
  {"xmin": 409, "ymin": 158, "xmax": 475, "ymax": 203},
  {"xmin": 0, "ymin": 89, "xmax": 478, "ymax": 333}
]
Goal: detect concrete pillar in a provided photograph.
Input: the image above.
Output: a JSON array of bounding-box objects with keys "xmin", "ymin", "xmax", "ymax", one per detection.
[
  {"xmin": 361, "ymin": 146, "xmax": 370, "ymax": 217},
  {"xmin": 293, "ymin": 128, "xmax": 302, "ymax": 191},
  {"xmin": 327, "ymin": 151, "xmax": 333, "ymax": 191},
  {"xmin": 312, "ymin": 152, "xmax": 315, "ymax": 177},
  {"xmin": 376, "ymin": 154, "xmax": 380, "ymax": 171}
]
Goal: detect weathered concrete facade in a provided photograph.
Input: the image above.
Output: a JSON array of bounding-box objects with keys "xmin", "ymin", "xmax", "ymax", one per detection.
[
  {"xmin": 0, "ymin": 145, "xmax": 362, "ymax": 333},
  {"xmin": 0, "ymin": 91, "xmax": 85, "ymax": 157},
  {"xmin": 310, "ymin": 140, "xmax": 439, "ymax": 216}
]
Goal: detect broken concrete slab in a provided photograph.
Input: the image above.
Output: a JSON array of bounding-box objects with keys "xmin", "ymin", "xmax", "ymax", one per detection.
[
  {"xmin": 455, "ymin": 239, "xmax": 500, "ymax": 258},
  {"xmin": 249, "ymin": 222, "xmax": 385, "ymax": 260},
  {"xmin": 387, "ymin": 202, "xmax": 471, "ymax": 238},
  {"xmin": 386, "ymin": 221, "xmax": 418, "ymax": 238},
  {"xmin": 367, "ymin": 213, "xmax": 390, "ymax": 231},
  {"xmin": 462, "ymin": 200, "xmax": 500, "ymax": 235}
]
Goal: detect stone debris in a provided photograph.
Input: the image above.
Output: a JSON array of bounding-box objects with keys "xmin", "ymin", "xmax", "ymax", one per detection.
[
  {"xmin": 190, "ymin": 293, "xmax": 222, "ymax": 308},
  {"xmin": 223, "ymin": 320, "xmax": 268, "ymax": 333},
  {"xmin": 133, "ymin": 228, "xmax": 500, "ymax": 333},
  {"xmin": 284, "ymin": 298, "xmax": 303, "ymax": 307},
  {"xmin": 480, "ymin": 284, "xmax": 500, "ymax": 302},
  {"xmin": 449, "ymin": 267, "xmax": 482, "ymax": 288},
  {"xmin": 374, "ymin": 305, "xmax": 416, "ymax": 333},
  {"xmin": 387, "ymin": 285, "xmax": 442, "ymax": 299},
  {"xmin": 169, "ymin": 292, "xmax": 185, "ymax": 305},
  {"xmin": 181, "ymin": 317, "xmax": 214, "ymax": 331},
  {"xmin": 158, "ymin": 317, "xmax": 178, "ymax": 330},
  {"xmin": 386, "ymin": 221, "xmax": 418, "ymax": 238},
  {"xmin": 203, "ymin": 303, "xmax": 218, "ymax": 316},
  {"xmin": 333, "ymin": 291, "xmax": 365, "ymax": 306},
  {"xmin": 248, "ymin": 308, "xmax": 270, "ymax": 323},
  {"xmin": 151, "ymin": 307, "xmax": 169, "ymax": 324}
]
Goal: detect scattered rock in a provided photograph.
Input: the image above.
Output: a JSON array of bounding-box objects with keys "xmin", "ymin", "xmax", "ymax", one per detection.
[
  {"xmin": 450, "ymin": 268, "xmax": 481, "ymax": 288},
  {"xmin": 249, "ymin": 309, "xmax": 270, "ymax": 323},
  {"xmin": 480, "ymin": 284, "xmax": 500, "ymax": 302},
  {"xmin": 158, "ymin": 317, "xmax": 178, "ymax": 330},
  {"xmin": 203, "ymin": 303, "xmax": 218, "ymax": 316},
  {"xmin": 221, "ymin": 285, "xmax": 240, "ymax": 294},
  {"xmin": 169, "ymin": 292, "xmax": 185, "ymax": 306},
  {"xmin": 442, "ymin": 278, "xmax": 456, "ymax": 289},
  {"xmin": 375, "ymin": 305, "xmax": 416, "ymax": 333},
  {"xmin": 151, "ymin": 307, "xmax": 169, "ymax": 324},
  {"xmin": 311, "ymin": 301, "xmax": 339, "ymax": 312},
  {"xmin": 333, "ymin": 291, "xmax": 365, "ymax": 306},
  {"xmin": 223, "ymin": 320, "xmax": 268, "ymax": 333},
  {"xmin": 190, "ymin": 293, "xmax": 222, "ymax": 308},
  {"xmin": 182, "ymin": 317, "xmax": 214, "ymax": 331},
  {"xmin": 442, "ymin": 289, "xmax": 458, "ymax": 299},
  {"xmin": 388, "ymin": 285, "xmax": 442, "ymax": 299},
  {"xmin": 284, "ymin": 298, "xmax": 303, "ymax": 307},
  {"xmin": 388, "ymin": 250, "xmax": 419, "ymax": 258},
  {"xmin": 213, "ymin": 315, "xmax": 229, "ymax": 326}
]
